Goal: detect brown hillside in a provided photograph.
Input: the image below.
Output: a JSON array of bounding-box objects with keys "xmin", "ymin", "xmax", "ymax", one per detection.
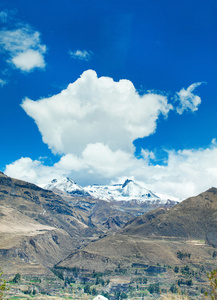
[
  {"xmin": 56, "ymin": 188, "xmax": 217, "ymax": 272},
  {"xmin": 122, "ymin": 187, "xmax": 217, "ymax": 246},
  {"xmin": 57, "ymin": 233, "xmax": 215, "ymax": 272}
]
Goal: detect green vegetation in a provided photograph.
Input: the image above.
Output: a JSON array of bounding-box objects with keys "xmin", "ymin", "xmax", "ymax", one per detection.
[
  {"xmin": 177, "ymin": 279, "xmax": 193, "ymax": 286},
  {"xmin": 12, "ymin": 273, "xmax": 21, "ymax": 283},
  {"xmin": 148, "ymin": 282, "xmax": 160, "ymax": 294},
  {"xmin": 114, "ymin": 290, "xmax": 128, "ymax": 299},
  {"xmin": 2, "ymin": 262, "xmax": 216, "ymax": 299},
  {"xmin": 51, "ymin": 268, "xmax": 64, "ymax": 280}
]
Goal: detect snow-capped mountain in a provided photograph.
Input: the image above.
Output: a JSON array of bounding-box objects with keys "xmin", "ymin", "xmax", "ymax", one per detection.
[
  {"xmin": 84, "ymin": 179, "xmax": 162, "ymax": 203},
  {"xmin": 44, "ymin": 177, "xmax": 179, "ymax": 204},
  {"xmin": 44, "ymin": 177, "xmax": 90, "ymax": 197}
]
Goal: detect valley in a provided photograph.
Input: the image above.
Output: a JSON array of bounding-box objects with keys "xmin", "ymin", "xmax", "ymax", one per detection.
[{"xmin": 0, "ymin": 172, "xmax": 217, "ymax": 299}]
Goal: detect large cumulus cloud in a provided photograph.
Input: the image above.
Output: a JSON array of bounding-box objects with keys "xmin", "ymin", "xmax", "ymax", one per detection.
[{"xmin": 21, "ymin": 70, "xmax": 173, "ymax": 155}]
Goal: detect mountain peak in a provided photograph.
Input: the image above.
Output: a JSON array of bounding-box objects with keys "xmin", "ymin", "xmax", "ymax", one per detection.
[
  {"xmin": 84, "ymin": 180, "xmax": 167, "ymax": 203},
  {"xmin": 45, "ymin": 177, "xmax": 90, "ymax": 197},
  {"xmin": 122, "ymin": 179, "xmax": 133, "ymax": 188}
]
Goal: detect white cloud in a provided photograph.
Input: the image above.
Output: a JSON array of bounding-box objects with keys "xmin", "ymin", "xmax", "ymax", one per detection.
[
  {"xmin": 11, "ymin": 49, "xmax": 45, "ymax": 71},
  {"xmin": 176, "ymin": 82, "xmax": 203, "ymax": 114},
  {"xmin": 4, "ymin": 157, "xmax": 68, "ymax": 187},
  {"xmin": 141, "ymin": 149, "xmax": 155, "ymax": 161},
  {"xmin": 137, "ymin": 145, "xmax": 217, "ymax": 199},
  {"xmin": 5, "ymin": 142, "xmax": 217, "ymax": 200},
  {"xmin": 56, "ymin": 153, "xmax": 87, "ymax": 172},
  {"xmin": 82, "ymin": 143, "xmax": 140, "ymax": 177},
  {"xmin": 0, "ymin": 27, "xmax": 46, "ymax": 72},
  {"xmin": 69, "ymin": 50, "xmax": 92, "ymax": 61},
  {"xmin": 21, "ymin": 70, "xmax": 173, "ymax": 155}
]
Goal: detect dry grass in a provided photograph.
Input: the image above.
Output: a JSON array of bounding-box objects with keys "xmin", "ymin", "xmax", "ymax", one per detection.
[{"xmin": 161, "ymin": 293, "xmax": 190, "ymax": 300}]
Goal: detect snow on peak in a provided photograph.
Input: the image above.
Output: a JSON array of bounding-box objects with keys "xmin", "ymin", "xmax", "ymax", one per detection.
[
  {"xmin": 44, "ymin": 177, "xmax": 179, "ymax": 203},
  {"xmin": 44, "ymin": 177, "xmax": 90, "ymax": 197},
  {"xmin": 121, "ymin": 179, "xmax": 158, "ymax": 199},
  {"xmin": 83, "ymin": 179, "xmax": 164, "ymax": 203}
]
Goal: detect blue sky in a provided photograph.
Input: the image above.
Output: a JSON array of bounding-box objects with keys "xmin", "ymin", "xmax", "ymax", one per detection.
[{"xmin": 1, "ymin": 0, "xmax": 217, "ymax": 199}]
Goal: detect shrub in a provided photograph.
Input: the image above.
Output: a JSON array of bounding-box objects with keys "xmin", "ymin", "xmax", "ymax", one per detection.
[
  {"xmin": 91, "ymin": 287, "xmax": 97, "ymax": 295},
  {"xmin": 177, "ymin": 279, "xmax": 193, "ymax": 286},
  {"xmin": 170, "ymin": 283, "xmax": 179, "ymax": 293},
  {"xmin": 84, "ymin": 284, "xmax": 91, "ymax": 294},
  {"xmin": 205, "ymin": 268, "xmax": 217, "ymax": 299},
  {"xmin": 0, "ymin": 269, "xmax": 6, "ymax": 300},
  {"xmin": 148, "ymin": 283, "xmax": 160, "ymax": 294},
  {"xmin": 177, "ymin": 251, "xmax": 191, "ymax": 260}
]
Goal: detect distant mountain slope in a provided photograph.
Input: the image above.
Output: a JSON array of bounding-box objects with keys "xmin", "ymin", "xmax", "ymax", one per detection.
[{"xmin": 122, "ymin": 187, "xmax": 217, "ymax": 246}]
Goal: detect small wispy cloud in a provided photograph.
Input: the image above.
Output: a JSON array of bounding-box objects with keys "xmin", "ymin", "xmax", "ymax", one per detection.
[
  {"xmin": 0, "ymin": 9, "xmax": 16, "ymax": 23},
  {"xmin": 0, "ymin": 79, "xmax": 7, "ymax": 87},
  {"xmin": 0, "ymin": 10, "xmax": 9, "ymax": 23},
  {"xmin": 175, "ymin": 82, "xmax": 205, "ymax": 114},
  {"xmin": 0, "ymin": 26, "xmax": 46, "ymax": 72},
  {"xmin": 69, "ymin": 49, "xmax": 93, "ymax": 61}
]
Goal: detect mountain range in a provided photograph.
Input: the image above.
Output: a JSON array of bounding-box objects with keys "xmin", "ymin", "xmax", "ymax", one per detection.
[
  {"xmin": 44, "ymin": 177, "xmax": 179, "ymax": 203},
  {"xmin": 1, "ymin": 171, "xmax": 217, "ymax": 279}
]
